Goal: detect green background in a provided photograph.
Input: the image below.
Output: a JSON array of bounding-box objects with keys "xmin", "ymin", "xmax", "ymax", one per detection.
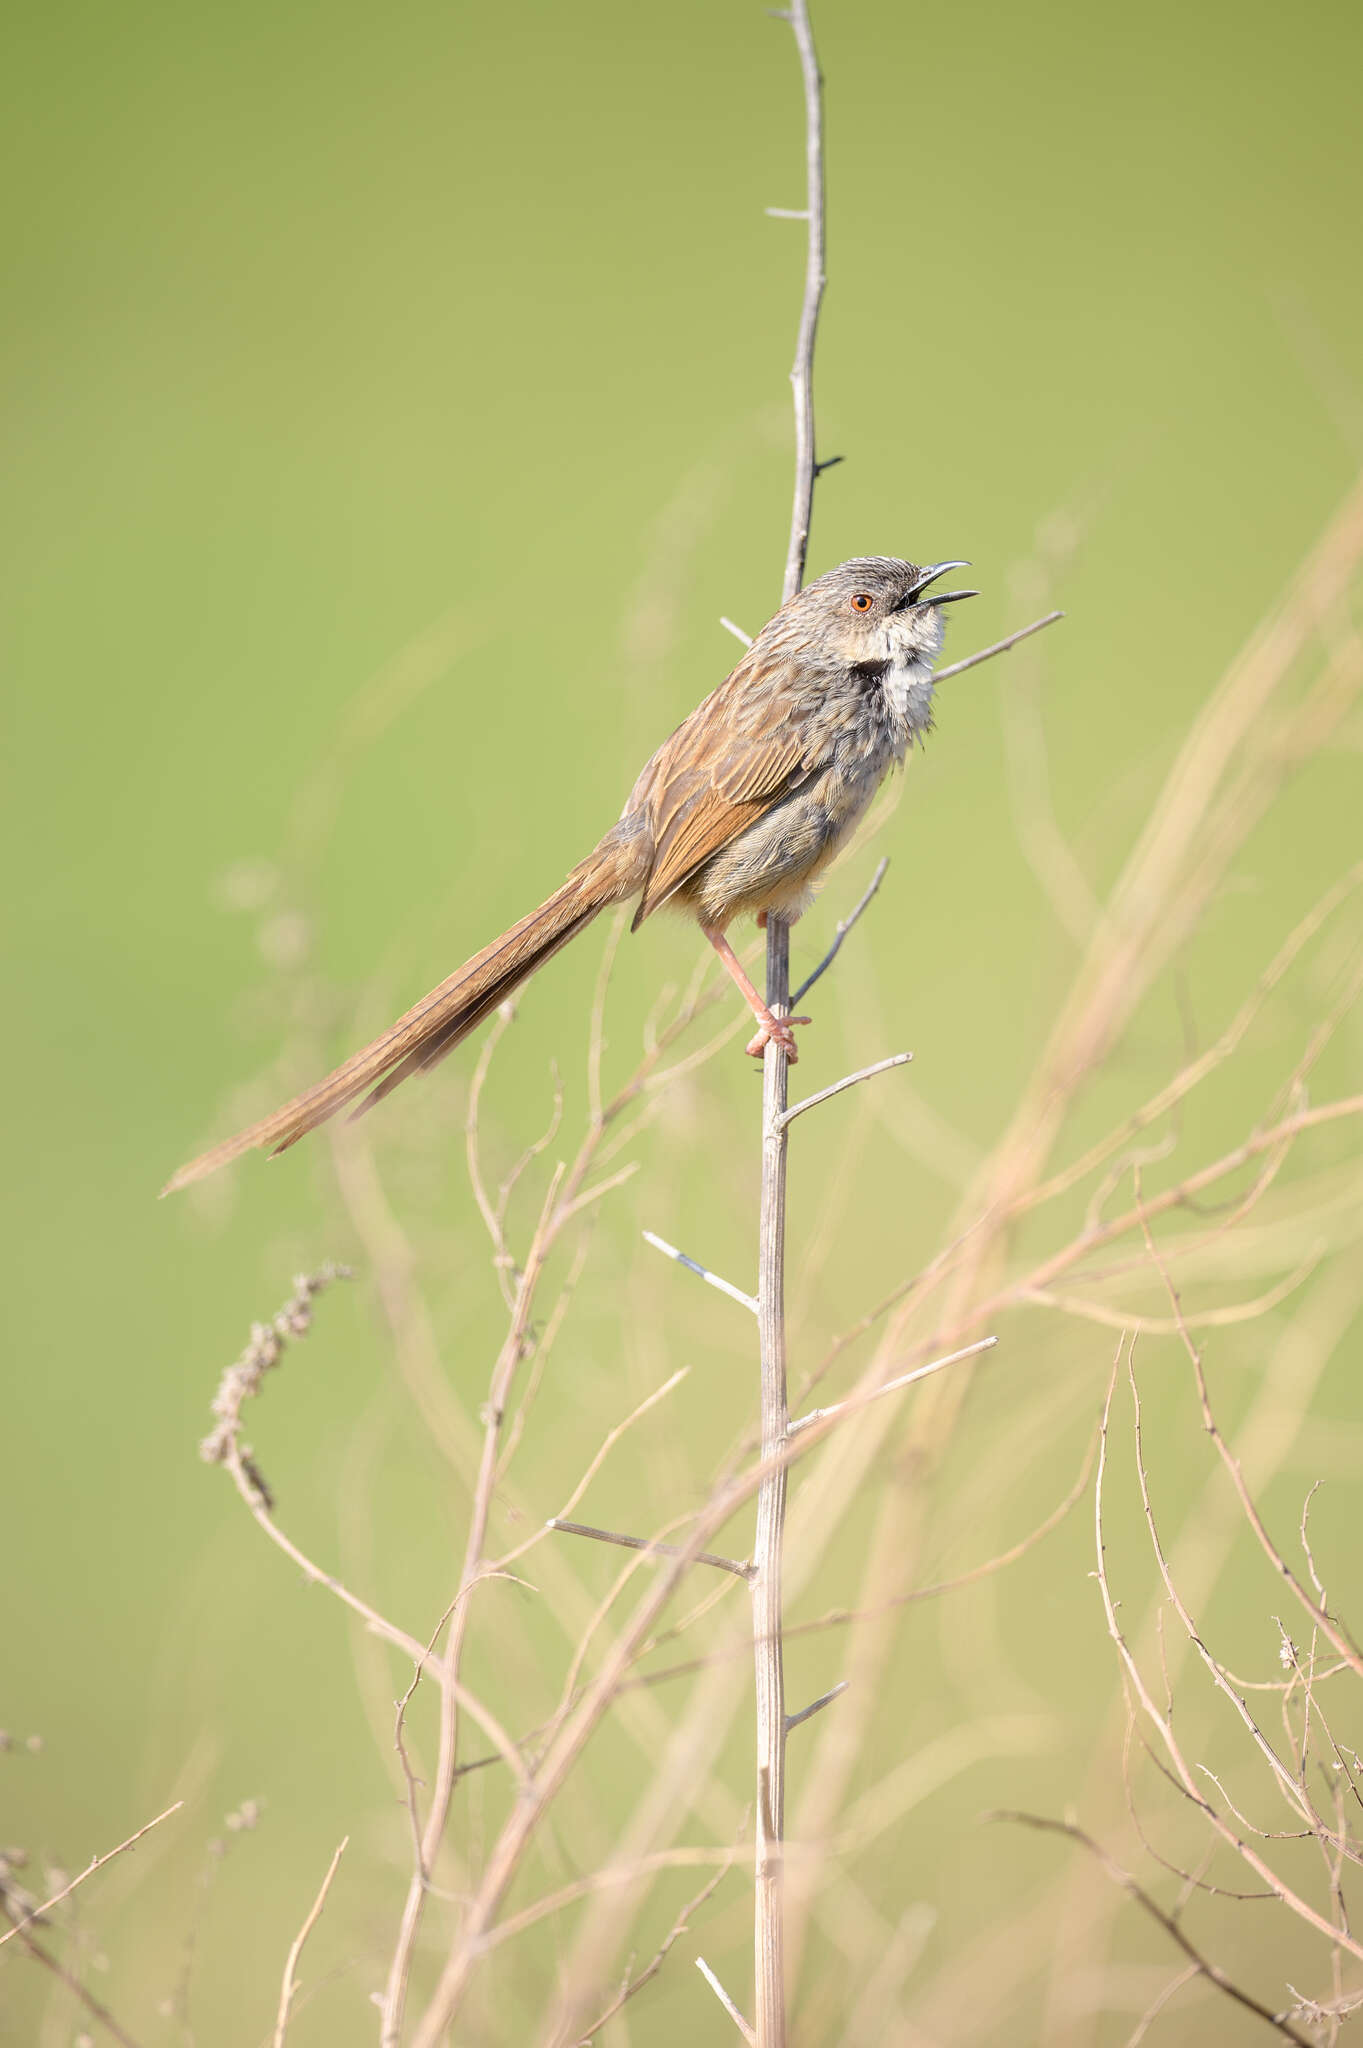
[{"xmin": 4, "ymin": 0, "xmax": 1362, "ymax": 2041}]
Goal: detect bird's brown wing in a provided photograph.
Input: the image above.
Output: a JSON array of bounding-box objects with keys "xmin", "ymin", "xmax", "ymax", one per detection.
[{"xmin": 631, "ymin": 664, "xmax": 818, "ymax": 925}]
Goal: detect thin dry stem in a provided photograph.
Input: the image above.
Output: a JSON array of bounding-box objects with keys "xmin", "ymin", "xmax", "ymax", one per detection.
[
  {"xmin": 779, "ymin": 1051, "xmax": 912, "ymax": 1126},
  {"xmin": 1094, "ymin": 1352, "xmax": 1363, "ymax": 1965},
  {"xmin": 573, "ymin": 1862, "xmax": 734, "ymax": 2044},
  {"xmin": 549, "ymin": 1518, "xmax": 753, "ymax": 1581},
  {"xmin": 790, "ymin": 856, "xmax": 889, "ymax": 1005},
  {"xmin": 1137, "ymin": 1201, "xmax": 1363, "ymax": 1682},
  {"xmin": 272, "ymin": 1836, "xmax": 348, "ymax": 2048},
  {"xmin": 698, "ymin": 1955, "xmax": 759, "ymax": 2044},
  {"xmin": 993, "ymin": 1810, "xmax": 1315, "ymax": 2046},
  {"xmin": 642, "ymin": 1229, "xmax": 758, "ymax": 1313},
  {"xmin": 931, "ymin": 607, "xmax": 1064, "ymax": 682},
  {"xmin": 787, "ymin": 1336, "xmax": 996, "ymax": 1437},
  {"xmin": 0, "ymin": 1801, "xmax": 183, "ymax": 1955}
]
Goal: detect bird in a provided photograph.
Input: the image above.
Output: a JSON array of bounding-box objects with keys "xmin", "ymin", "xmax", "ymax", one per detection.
[{"xmin": 163, "ymin": 556, "xmax": 975, "ymax": 1193}]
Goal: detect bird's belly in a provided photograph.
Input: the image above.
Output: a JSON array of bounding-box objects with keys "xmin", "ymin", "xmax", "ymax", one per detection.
[{"xmin": 684, "ymin": 756, "xmax": 889, "ymax": 928}]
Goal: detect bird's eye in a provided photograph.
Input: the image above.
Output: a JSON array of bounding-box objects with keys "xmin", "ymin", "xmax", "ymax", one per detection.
[{"xmin": 850, "ymin": 592, "xmax": 873, "ymax": 611}]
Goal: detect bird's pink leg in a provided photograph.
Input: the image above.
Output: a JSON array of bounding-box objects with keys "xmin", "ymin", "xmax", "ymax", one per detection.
[{"xmin": 701, "ymin": 926, "xmax": 811, "ymax": 1061}]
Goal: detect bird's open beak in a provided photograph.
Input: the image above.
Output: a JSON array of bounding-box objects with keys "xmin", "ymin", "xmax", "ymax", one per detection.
[{"xmin": 906, "ymin": 560, "xmax": 979, "ymax": 608}]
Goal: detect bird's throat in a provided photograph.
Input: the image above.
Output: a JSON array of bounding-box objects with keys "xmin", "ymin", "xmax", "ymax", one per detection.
[{"xmin": 883, "ymin": 650, "xmax": 935, "ymax": 742}]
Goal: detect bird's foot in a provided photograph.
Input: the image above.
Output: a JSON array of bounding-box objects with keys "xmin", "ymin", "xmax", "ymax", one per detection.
[{"xmin": 745, "ymin": 1010, "xmax": 812, "ymax": 1061}]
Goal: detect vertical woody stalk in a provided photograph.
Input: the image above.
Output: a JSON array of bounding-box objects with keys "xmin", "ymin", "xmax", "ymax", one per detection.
[{"xmin": 754, "ymin": 5, "xmax": 825, "ymax": 2042}]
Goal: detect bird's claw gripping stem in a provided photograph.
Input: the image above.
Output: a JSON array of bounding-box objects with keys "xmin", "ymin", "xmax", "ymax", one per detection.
[{"xmin": 745, "ymin": 1011, "xmax": 812, "ymax": 1061}]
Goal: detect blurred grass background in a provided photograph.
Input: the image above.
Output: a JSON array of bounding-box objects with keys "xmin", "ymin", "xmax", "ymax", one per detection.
[{"xmin": 3, "ymin": 0, "xmax": 1362, "ymax": 2041}]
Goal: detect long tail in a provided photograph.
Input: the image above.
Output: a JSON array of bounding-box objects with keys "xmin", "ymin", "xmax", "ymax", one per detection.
[{"xmin": 162, "ymin": 847, "xmax": 629, "ymax": 1194}]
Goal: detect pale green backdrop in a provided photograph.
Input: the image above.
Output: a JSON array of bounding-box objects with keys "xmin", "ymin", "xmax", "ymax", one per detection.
[{"xmin": 4, "ymin": 0, "xmax": 1361, "ymax": 2041}]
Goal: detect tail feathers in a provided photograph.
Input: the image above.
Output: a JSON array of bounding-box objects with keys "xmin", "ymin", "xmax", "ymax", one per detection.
[{"xmin": 162, "ymin": 860, "xmax": 621, "ymax": 1195}]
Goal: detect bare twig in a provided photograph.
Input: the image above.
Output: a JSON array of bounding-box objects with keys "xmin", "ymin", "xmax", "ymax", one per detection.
[
  {"xmin": 931, "ymin": 608, "xmax": 1064, "ymax": 682},
  {"xmin": 721, "ymin": 616, "xmax": 754, "ymax": 648},
  {"xmin": 748, "ymin": 8, "xmax": 827, "ymax": 2039},
  {"xmin": 272, "ymin": 1837, "xmax": 348, "ymax": 2048},
  {"xmin": 791, "ymin": 857, "xmax": 889, "ymax": 1005},
  {"xmin": 753, "ymin": 903, "xmax": 793, "ymax": 2048},
  {"xmin": 787, "ymin": 1337, "xmax": 996, "ymax": 1436},
  {"xmin": 549, "ymin": 1519, "xmax": 754, "ymax": 1582},
  {"xmin": 642, "ymin": 1230, "xmax": 757, "ymax": 1313},
  {"xmin": 779, "ymin": 1051, "xmax": 912, "ymax": 1127},
  {"xmin": 698, "ymin": 1955, "xmax": 759, "ymax": 2044},
  {"xmin": 574, "ymin": 1863, "xmax": 734, "ymax": 2043},
  {"xmin": 1123, "ymin": 1962, "xmax": 1200, "ymax": 2046},
  {"xmin": 1, "ymin": 1902, "xmax": 146, "ymax": 2048},
  {"xmin": 992, "ymin": 1810, "xmax": 1315, "ymax": 2046},
  {"xmin": 1125, "ymin": 1340, "xmax": 1325, "ymax": 1833},
  {"xmin": 786, "ymin": 1682, "xmax": 848, "ymax": 1732},
  {"xmin": 1136, "ymin": 1202, "xmax": 1363, "ymax": 1682},
  {"xmin": 497, "ymin": 1370, "xmax": 691, "ymax": 1569},
  {"xmin": 779, "ymin": 0, "xmax": 825, "ymax": 607},
  {"xmin": 0, "ymin": 1800, "xmax": 183, "ymax": 1954},
  {"xmin": 1093, "ymin": 1351, "xmax": 1363, "ymax": 1964}
]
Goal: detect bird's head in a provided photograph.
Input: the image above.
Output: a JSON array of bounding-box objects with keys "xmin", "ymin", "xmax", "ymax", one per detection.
[{"xmin": 792, "ymin": 556, "xmax": 978, "ymax": 668}]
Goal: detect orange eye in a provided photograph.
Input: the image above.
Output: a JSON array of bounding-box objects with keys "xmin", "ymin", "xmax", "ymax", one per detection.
[{"xmin": 850, "ymin": 592, "xmax": 873, "ymax": 611}]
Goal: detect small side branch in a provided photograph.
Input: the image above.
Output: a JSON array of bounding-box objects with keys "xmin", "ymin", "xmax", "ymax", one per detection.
[
  {"xmin": 780, "ymin": 1052, "xmax": 912, "ymax": 1127},
  {"xmin": 575, "ymin": 1863, "xmax": 734, "ymax": 2043},
  {"xmin": 791, "ymin": 857, "xmax": 889, "ymax": 1005},
  {"xmin": 643, "ymin": 1230, "xmax": 757, "ymax": 1313},
  {"xmin": 788, "ymin": 1337, "xmax": 996, "ymax": 1437},
  {"xmin": 932, "ymin": 609, "xmax": 1065, "ymax": 682},
  {"xmin": 991, "ymin": 1811, "xmax": 1315, "ymax": 2048},
  {"xmin": 697, "ymin": 1957, "xmax": 758, "ymax": 2044},
  {"xmin": 786, "ymin": 1681, "xmax": 848, "ymax": 1733},
  {"xmin": 0, "ymin": 1801, "xmax": 184, "ymax": 1954},
  {"xmin": 273, "ymin": 1837, "xmax": 349, "ymax": 2048},
  {"xmin": 549, "ymin": 1518, "xmax": 754, "ymax": 1581}
]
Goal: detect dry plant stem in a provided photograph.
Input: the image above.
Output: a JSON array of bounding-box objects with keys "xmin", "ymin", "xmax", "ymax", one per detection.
[
  {"xmin": 642, "ymin": 1230, "xmax": 757, "ymax": 1313},
  {"xmin": 380, "ymin": 1157, "xmax": 569, "ymax": 2041},
  {"xmin": 929, "ymin": 608, "xmax": 1064, "ymax": 682},
  {"xmin": 698, "ymin": 1956, "xmax": 759, "ymax": 2044},
  {"xmin": 754, "ymin": 915, "xmax": 793, "ymax": 2048},
  {"xmin": 550, "ymin": 1518, "xmax": 753, "ymax": 1580},
  {"xmin": 218, "ymin": 1425, "xmax": 529, "ymax": 1782},
  {"xmin": 496, "ymin": 1367, "xmax": 692, "ymax": 1570},
  {"xmin": 1138, "ymin": 1206, "xmax": 1363, "ymax": 1681},
  {"xmin": 273, "ymin": 1837, "xmax": 348, "ymax": 2048},
  {"xmin": 628, "ymin": 1425, "xmax": 1094, "ymax": 1693},
  {"xmin": 218, "ymin": 1439, "xmax": 434, "ymax": 1672},
  {"xmin": 1126, "ymin": 1355, "xmax": 1322, "ymax": 1835},
  {"xmin": 750, "ymin": 3, "xmax": 825, "ymax": 2036},
  {"xmin": 786, "ymin": 1680, "xmax": 849, "ymax": 1731},
  {"xmin": 1094, "ymin": 1358, "xmax": 1363, "ymax": 1965},
  {"xmin": 1128, "ymin": 1962, "xmax": 1200, "ymax": 2042},
  {"xmin": 386, "ymin": 985, "xmax": 742, "ymax": 2036},
  {"xmin": 779, "ymin": 0, "xmax": 825, "ymax": 611},
  {"xmin": 787, "ymin": 1336, "xmax": 996, "ymax": 1436},
  {"xmin": 1, "ymin": 1902, "xmax": 145, "ymax": 2048},
  {"xmin": 994, "ymin": 1811, "xmax": 1315, "ymax": 2047},
  {"xmin": 574, "ymin": 1863, "xmax": 733, "ymax": 2044},
  {"xmin": 406, "ymin": 1283, "xmax": 1012, "ymax": 2042},
  {"xmin": 780, "ymin": 1050, "xmax": 912, "ymax": 1126},
  {"xmin": 790, "ymin": 855, "xmax": 887, "ymax": 1006},
  {"xmin": 0, "ymin": 1801, "xmax": 183, "ymax": 1954}
]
